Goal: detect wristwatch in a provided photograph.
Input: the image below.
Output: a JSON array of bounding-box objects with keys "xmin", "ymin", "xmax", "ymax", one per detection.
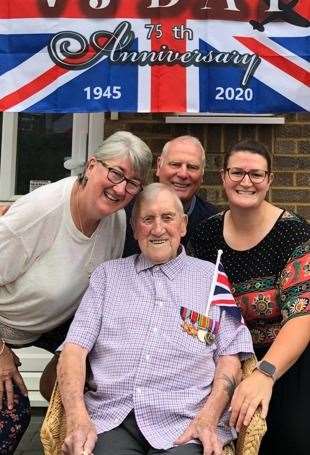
[{"xmin": 255, "ymin": 360, "xmax": 276, "ymax": 381}]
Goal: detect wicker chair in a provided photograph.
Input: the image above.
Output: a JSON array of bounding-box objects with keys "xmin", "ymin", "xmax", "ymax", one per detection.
[{"xmin": 40, "ymin": 356, "xmax": 266, "ymax": 455}]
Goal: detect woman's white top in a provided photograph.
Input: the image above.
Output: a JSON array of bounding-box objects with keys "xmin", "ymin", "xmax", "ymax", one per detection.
[{"xmin": 0, "ymin": 177, "xmax": 126, "ymax": 345}]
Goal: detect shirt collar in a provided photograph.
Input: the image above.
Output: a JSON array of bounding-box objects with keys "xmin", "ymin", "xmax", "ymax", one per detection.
[
  {"xmin": 185, "ymin": 195, "xmax": 196, "ymax": 217},
  {"xmin": 135, "ymin": 246, "xmax": 187, "ymax": 280}
]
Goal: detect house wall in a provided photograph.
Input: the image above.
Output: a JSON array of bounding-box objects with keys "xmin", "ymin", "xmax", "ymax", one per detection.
[{"xmin": 103, "ymin": 112, "xmax": 310, "ymax": 220}]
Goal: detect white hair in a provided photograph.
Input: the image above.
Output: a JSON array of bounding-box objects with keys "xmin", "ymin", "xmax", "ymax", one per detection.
[
  {"xmin": 161, "ymin": 135, "xmax": 206, "ymax": 170},
  {"xmin": 93, "ymin": 131, "xmax": 153, "ymax": 183},
  {"xmin": 131, "ymin": 182, "xmax": 185, "ymax": 225}
]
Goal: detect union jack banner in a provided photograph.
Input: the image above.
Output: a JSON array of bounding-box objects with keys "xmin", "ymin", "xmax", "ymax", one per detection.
[{"xmin": 0, "ymin": 1, "xmax": 309, "ymax": 113}]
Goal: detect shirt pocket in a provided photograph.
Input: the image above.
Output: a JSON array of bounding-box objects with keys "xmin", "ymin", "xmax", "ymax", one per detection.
[{"xmin": 164, "ymin": 305, "xmax": 217, "ymax": 359}]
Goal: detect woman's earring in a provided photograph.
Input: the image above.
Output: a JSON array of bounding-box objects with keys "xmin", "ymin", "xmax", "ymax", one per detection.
[{"xmin": 82, "ymin": 176, "xmax": 88, "ymax": 187}]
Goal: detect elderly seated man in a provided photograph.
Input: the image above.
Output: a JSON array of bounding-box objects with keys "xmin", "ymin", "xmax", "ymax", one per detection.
[{"xmin": 58, "ymin": 183, "xmax": 254, "ymax": 455}]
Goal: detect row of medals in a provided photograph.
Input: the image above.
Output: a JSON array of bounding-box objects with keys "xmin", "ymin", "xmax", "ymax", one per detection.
[{"xmin": 180, "ymin": 307, "xmax": 218, "ymax": 346}]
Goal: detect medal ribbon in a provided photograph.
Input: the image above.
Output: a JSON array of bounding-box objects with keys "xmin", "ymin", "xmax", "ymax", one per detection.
[{"xmin": 180, "ymin": 306, "xmax": 220, "ymax": 337}]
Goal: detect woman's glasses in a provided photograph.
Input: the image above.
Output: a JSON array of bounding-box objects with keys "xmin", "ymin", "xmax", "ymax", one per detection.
[
  {"xmin": 226, "ymin": 167, "xmax": 269, "ymax": 184},
  {"xmin": 97, "ymin": 160, "xmax": 142, "ymax": 195}
]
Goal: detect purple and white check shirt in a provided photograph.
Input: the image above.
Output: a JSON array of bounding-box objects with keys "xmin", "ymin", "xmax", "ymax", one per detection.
[{"xmin": 65, "ymin": 248, "xmax": 253, "ymax": 449}]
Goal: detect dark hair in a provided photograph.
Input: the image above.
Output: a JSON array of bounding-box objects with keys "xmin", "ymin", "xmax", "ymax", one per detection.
[{"xmin": 223, "ymin": 140, "xmax": 271, "ymax": 173}]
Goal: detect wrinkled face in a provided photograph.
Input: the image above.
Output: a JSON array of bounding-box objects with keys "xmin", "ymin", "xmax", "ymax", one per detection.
[
  {"xmin": 156, "ymin": 141, "xmax": 204, "ymax": 203},
  {"xmin": 133, "ymin": 190, "xmax": 187, "ymax": 264},
  {"xmin": 85, "ymin": 155, "xmax": 141, "ymax": 217},
  {"xmin": 221, "ymin": 151, "xmax": 273, "ymax": 210}
]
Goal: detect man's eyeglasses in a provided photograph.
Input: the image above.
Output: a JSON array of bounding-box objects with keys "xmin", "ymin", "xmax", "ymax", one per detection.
[
  {"xmin": 226, "ymin": 167, "xmax": 269, "ymax": 184},
  {"xmin": 97, "ymin": 160, "xmax": 142, "ymax": 195}
]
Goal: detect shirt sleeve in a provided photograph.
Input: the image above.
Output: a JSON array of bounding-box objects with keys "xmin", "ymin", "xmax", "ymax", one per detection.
[
  {"xmin": 279, "ymin": 239, "xmax": 310, "ymax": 324},
  {"xmin": 64, "ymin": 265, "xmax": 106, "ymax": 352},
  {"xmin": 0, "ymin": 221, "xmax": 28, "ymax": 285},
  {"xmin": 214, "ymin": 309, "xmax": 254, "ymax": 362}
]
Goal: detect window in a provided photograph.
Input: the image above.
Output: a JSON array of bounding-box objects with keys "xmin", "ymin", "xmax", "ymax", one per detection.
[
  {"xmin": 0, "ymin": 113, "xmax": 105, "ymax": 200},
  {"xmin": 15, "ymin": 113, "xmax": 72, "ymax": 195}
]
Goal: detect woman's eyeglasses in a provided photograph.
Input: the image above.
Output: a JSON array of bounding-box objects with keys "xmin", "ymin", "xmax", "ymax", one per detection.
[
  {"xmin": 97, "ymin": 160, "xmax": 142, "ymax": 195},
  {"xmin": 226, "ymin": 167, "xmax": 269, "ymax": 184}
]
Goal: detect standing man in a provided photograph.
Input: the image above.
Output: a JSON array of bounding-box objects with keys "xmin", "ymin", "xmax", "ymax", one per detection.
[{"xmin": 123, "ymin": 135, "xmax": 217, "ymax": 256}]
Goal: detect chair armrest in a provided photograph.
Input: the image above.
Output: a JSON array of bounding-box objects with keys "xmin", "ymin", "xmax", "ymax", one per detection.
[
  {"xmin": 40, "ymin": 381, "xmax": 66, "ymax": 455},
  {"xmin": 235, "ymin": 355, "xmax": 267, "ymax": 455},
  {"xmin": 241, "ymin": 356, "xmax": 257, "ymax": 379}
]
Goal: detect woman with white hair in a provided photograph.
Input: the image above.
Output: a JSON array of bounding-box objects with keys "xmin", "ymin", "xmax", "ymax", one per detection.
[{"xmin": 0, "ymin": 131, "xmax": 152, "ymax": 454}]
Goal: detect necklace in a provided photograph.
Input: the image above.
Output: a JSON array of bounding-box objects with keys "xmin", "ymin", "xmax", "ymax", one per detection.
[
  {"xmin": 85, "ymin": 228, "xmax": 101, "ymax": 278},
  {"xmin": 76, "ymin": 184, "xmax": 86, "ymax": 236},
  {"xmin": 75, "ymin": 183, "xmax": 101, "ymax": 277}
]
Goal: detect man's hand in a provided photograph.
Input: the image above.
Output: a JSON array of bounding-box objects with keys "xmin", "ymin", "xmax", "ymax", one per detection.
[
  {"xmin": 175, "ymin": 355, "xmax": 241, "ymax": 454},
  {"xmin": 0, "ymin": 345, "xmax": 28, "ymax": 410},
  {"xmin": 229, "ymin": 370, "xmax": 273, "ymax": 432},
  {"xmin": 175, "ymin": 415, "xmax": 223, "ymax": 455},
  {"xmin": 62, "ymin": 414, "xmax": 97, "ymax": 455}
]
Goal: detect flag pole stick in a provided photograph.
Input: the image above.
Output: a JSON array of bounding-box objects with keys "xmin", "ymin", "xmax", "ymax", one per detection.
[{"xmin": 205, "ymin": 249, "xmax": 223, "ymax": 316}]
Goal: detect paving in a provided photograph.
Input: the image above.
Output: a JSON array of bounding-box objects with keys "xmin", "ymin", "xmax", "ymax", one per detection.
[{"xmin": 15, "ymin": 408, "xmax": 46, "ymax": 455}]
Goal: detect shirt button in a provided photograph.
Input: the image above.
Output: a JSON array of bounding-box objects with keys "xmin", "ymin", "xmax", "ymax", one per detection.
[
  {"xmin": 145, "ymin": 354, "xmax": 150, "ymax": 361},
  {"xmin": 153, "ymin": 327, "xmax": 158, "ymax": 333},
  {"xmin": 157, "ymin": 301, "xmax": 163, "ymax": 307},
  {"xmin": 136, "ymin": 387, "xmax": 142, "ymax": 395}
]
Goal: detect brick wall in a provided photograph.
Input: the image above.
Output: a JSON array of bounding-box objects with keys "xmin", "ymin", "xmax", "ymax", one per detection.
[{"xmin": 104, "ymin": 113, "xmax": 310, "ymax": 221}]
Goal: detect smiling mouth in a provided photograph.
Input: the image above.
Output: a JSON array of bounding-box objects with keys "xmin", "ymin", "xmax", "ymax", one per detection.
[
  {"xmin": 172, "ymin": 182, "xmax": 189, "ymax": 189},
  {"xmin": 104, "ymin": 190, "xmax": 122, "ymax": 202},
  {"xmin": 149, "ymin": 239, "xmax": 167, "ymax": 246},
  {"xmin": 236, "ymin": 190, "xmax": 256, "ymax": 195}
]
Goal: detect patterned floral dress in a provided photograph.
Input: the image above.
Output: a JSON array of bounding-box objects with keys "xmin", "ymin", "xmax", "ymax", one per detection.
[{"xmin": 188, "ymin": 210, "xmax": 310, "ymax": 455}]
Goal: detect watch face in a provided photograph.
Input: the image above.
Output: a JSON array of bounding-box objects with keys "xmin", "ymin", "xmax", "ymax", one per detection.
[{"xmin": 260, "ymin": 360, "xmax": 276, "ymax": 377}]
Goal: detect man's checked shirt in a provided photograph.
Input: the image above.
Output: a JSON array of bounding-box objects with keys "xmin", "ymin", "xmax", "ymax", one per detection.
[{"xmin": 65, "ymin": 248, "xmax": 253, "ymax": 449}]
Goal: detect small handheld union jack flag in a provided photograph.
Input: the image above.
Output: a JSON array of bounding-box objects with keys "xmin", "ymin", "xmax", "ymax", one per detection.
[
  {"xmin": 180, "ymin": 250, "xmax": 244, "ymax": 346},
  {"xmin": 205, "ymin": 250, "xmax": 244, "ymax": 323}
]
